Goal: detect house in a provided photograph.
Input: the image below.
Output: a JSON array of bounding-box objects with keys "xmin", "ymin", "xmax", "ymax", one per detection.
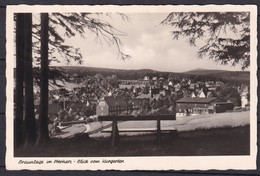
[
  {"xmin": 96, "ymin": 97, "xmax": 130, "ymax": 116},
  {"xmin": 152, "ymin": 77, "xmax": 157, "ymax": 81},
  {"xmin": 191, "ymin": 89, "xmax": 206, "ymax": 98},
  {"xmin": 208, "ymin": 87, "xmax": 217, "ymax": 91},
  {"xmin": 189, "ymin": 83, "xmax": 195, "ymax": 90},
  {"xmin": 174, "ymin": 83, "xmax": 181, "ymax": 91},
  {"xmin": 176, "ymin": 97, "xmax": 234, "ymax": 116},
  {"xmin": 197, "ymin": 89, "xmax": 206, "ymax": 98},
  {"xmin": 205, "ymin": 81, "xmax": 215, "ymax": 88},
  {"xmin": 191, "ymin": 92, "xmax": 196, "ymax": 98},
  {"xmin": 206, "ymin": 91, "xmax": 213, "ymax": 98},
  {"xmin": 137, "ymin": 92, "xmax": 160, "ymax": 100},
  {"xmin": 195, "ymin": 82, "xmax": 202, "ymax": 88},
  {"xmin": 120, "ymin": 80, "xmax": 148, "ymax": 87},
  {"xmin": 144, "ymin": 76, "xmax": 150, "ymax": 81},
  {"xmin": 159, "ymin": 77, "xmax": 164, "ymax": 81},
  {"xmin": 128, "ymin": 98, "xmax": 149, "ymax": 111}
]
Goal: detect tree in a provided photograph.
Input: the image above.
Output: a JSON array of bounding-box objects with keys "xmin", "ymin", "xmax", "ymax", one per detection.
[
  {"xmin": 216, "ymin": 83, "xmax": 241, "ymax": 106},
  {"xmin": 36, "ymin": 13, "xmax": 50, "ymax": 144},
  {"xmin": 33, "ymin": 13, "xmax": 130, "ymax": 144},
  {"xmin": 23, "ymin": 13, "xmax": 37, "ymax": 145},
  {"xmin": 32, "ymin": 13, "xmax": 130, "ymax": 66},
  {"xmin": 162, "ymin": 12, "xmax": 250, "ymax": 70},
  {"xmin": 14, "ymin": 13, "xmax": 25, "ymax": 148},
  {"xmin": 14, "ymin": 13, "xmax": 37, "ymax": 147},
  {"xmin": 14, "ymin": 12, "xmax": 130, "ymax": 147}
]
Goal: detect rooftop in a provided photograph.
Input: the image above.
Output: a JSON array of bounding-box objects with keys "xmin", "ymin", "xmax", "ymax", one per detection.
[
  {"xmin": 129, "ymin": 98, "xmax": 149, "ymax": 104},
  {"xmin": 176, "ymin": 97, "xmax": 218, "ymax": 103},
  {"xmin": 103, "ymin": 97, "xmax": 128, "ymax": 107}
]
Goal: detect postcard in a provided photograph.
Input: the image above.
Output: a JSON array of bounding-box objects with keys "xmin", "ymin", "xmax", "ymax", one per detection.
[{"xmin": 5, "ymin": 5, "xmax": 257, "ymax": 170}]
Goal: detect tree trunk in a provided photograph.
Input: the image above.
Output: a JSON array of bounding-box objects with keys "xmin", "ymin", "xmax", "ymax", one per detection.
[
  {"xmin": 14, "ymin": 13, "xmax": 25, "ymax": 148},
  {"xmin": 23, "ymin": 13, "xmax": 37, "ymax": 146},
  {"xmin": 37, "ymin": 13, "xmax": 50, "ymax": 144}
]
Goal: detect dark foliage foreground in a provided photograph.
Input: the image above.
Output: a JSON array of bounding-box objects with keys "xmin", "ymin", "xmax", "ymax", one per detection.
[{"xmin": 14, "ymin": 125, "xmax": 249, "ymax": 157}]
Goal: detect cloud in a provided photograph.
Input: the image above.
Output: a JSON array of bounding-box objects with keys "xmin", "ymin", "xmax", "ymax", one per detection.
[{"xmin": 53, "ymin": 13, "xmax": 243, "ymax": 72}]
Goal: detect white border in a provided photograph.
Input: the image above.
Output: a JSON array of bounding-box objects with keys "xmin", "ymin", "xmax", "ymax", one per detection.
[{"xmin": 6, "ymin": 5, "xmax": 258, "ymax": 170}]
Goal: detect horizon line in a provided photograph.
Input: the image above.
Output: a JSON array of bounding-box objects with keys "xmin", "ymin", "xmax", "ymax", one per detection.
[{"xmin": 50, "ymin": 65, "xmax": 248, "ymax": 73}]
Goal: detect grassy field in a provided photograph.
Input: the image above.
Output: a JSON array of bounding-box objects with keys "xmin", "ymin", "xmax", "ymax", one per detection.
[
  {"xmin": 88, "ymin": 111, "xmax": 249, "ymax": 138},
  {"xmin": 15, "ymin": 125, "xmax": 250, "ymax": 157}
]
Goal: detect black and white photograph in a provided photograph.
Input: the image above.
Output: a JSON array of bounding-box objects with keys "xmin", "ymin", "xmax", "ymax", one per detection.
[{"xmin": 5, "ymin": 5, "xmax": 257, "ymax": 170}]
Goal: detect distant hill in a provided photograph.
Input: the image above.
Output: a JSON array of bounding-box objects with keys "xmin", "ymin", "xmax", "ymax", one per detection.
[
  {"xmin": 184, "ymin": 68, "xmax": 228, "ymax": 75},
  {"xmin": 48, "ymin": 66, "xmax": 250, "ymax": 84},
  {"xmin": 55, "ymin": 66, "xmax": 160, "ymax": 79},
  {"xmin": 57, "ymin": 66, "xmax": 155, "ymax": 74},
  {"xmin": 14, "ymin": 66, "xmax": 249, "ymax": 85},
  {"xmin": 184, "ymin": 68, "xmax": 249, "ymax": 83}
]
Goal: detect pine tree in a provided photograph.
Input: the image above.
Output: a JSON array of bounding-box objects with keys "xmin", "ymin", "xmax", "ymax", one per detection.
[
  {"xmin": 23, "ymin": 13, "xmax": 37, "ymax": 145},
  {"xmin": 36, "ymin": 13, "xmax": 50, "ymax": 144},
  {"xmin": 33, "ymin": 13, "xmax": 130, "ymax": 144},
  {"xmin": 14, "ymin": 13, "xmax": 25, "ymax": 148}
]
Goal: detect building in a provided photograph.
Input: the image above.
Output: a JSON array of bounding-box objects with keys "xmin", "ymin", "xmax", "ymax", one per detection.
[
  {"xmin": 144, "ymin": 76, "xmax": 150, "ymax": 81},
  {"xmin": 96, "ymin": 97, "xmax": 130, "ymax": 116},
  {"xmin": 128, "ymin": 98, "xmax": 149, "ymax": 111},
  {"xmin": 137, "ymin": 87, "xmax": 161, "ymax": 100},
  {"xmin": 159, "ymin": 77, "xmax": 164, "ymax": 81},
  {"xmin": 120, "ymin": 79, "xmax": 149, "ymax": 85},
  {"xmin": 119, "ymin": 80, "xmax": 149, "ymax": 89},
  {"xmin": 174, "ymin": 83, "xmax": 181, "ymax": 91},
  {"xmin": 191, "ymin": 89, "xmax": 206, "ymax": 98},
  {"xmin": 176, "ymin": 97, "xmax": 234, "ymax": 116},
  {"xmin": 152, "ymin": 77, "xmax": 157, "ymax": 81},
  {"xmin": 189, "ymin": 83, "xmax": 195, "ymax": 90},
  {"xmin": 205, "ymin": 81, "xmax": 215, "ymax": 88}
]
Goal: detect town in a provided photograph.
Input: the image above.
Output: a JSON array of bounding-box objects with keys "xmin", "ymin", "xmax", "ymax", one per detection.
[
  {"xmin": 11, "ymin": 10, "xmax": 254, "ymax": 169},
  {"xmin": 30, "ymin": 67, "xmax": 250, "ymax": 137}
]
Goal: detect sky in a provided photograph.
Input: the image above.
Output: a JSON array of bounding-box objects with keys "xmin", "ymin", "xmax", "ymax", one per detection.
[{"xmin": 52, "ymin": 13, "xmax": 244, "ymax": 72}]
